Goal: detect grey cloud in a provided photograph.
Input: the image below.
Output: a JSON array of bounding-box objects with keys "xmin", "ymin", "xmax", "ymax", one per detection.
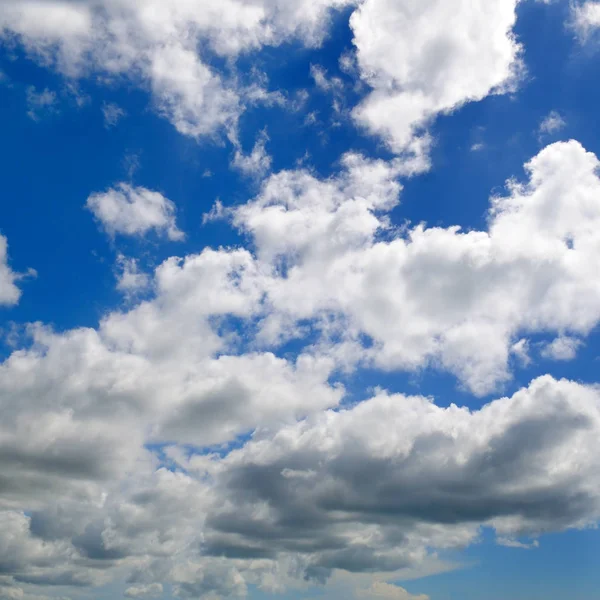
[{"xmin": 202, "ymin": 377, "xmax": 600, "ymax": 578}]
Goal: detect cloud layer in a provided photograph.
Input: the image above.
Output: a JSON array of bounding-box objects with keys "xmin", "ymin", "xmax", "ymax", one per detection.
[
  {"xmin": 0, "ymin": 140, "xmax": 599, "ymax": 597},
  {"xmin": 1, "ymin": 2, "xmax": 600, "ymax": 599}
]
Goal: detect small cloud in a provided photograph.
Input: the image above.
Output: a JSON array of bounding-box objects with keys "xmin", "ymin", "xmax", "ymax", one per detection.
[
  {"xmin": 540, "ymin": 335, "xmax": 582, "ymax": 361},
  {"xmin": 470, "ymin": 142, "xmax": 485, "ymax": 152},
  {"xmin": 572, "ymin": 1, "xmax": 600, "ymax": 41},
  {"xmin": 497, "ymin": 537, "xmax": 540, "ymax": 550},
  {"xmin": 231, "ymin": 130, "xmax": 272, "ymax": 179},
  {"xmin": 310, "ymin": 64, "xmax": 347, "ymax": 116},
  {"xmin": 357, "ymin": 582, "xmax": 429, "ymax": 600},
  {"xmin": 539, "ymin": 111, "xmax": 566, "ymax": 136},
  {"xmin": 102, "ymin": 102, "xmax": 126, "ymax": 128},
  {"xmin": 339, "ymin": 51, "xmax": 358, "ymax": 76},
  {"xmin": 26, "ymin": 86, "xmax": 58, "ymax": 121},
  {"xmin": 304, "ymin": 111, "xmax": 319, "ymax": 126},
  {"xmin": 125, "ymin": 583, "xmax": 163, "ymax": 598},
  {"xmin": 511, "ymin": 338, "xmax": 531, "ymax": 367},
  {"xmin": 86, "ymin": 183, "xmax": 184, "ymax": 241},
  {"xmin": 202, "ymin": 199, "xmax": 228, "ymax": 224},
  {"xmin": 64, "ymin": 82, "xmax": 91, "ymax": 108},
  {"xmin": 115, "ymin": 254, "xmax": 150, "ymax": 298},
  {"xmin": 123, "ymin": 152, "xmax": 141, "ymax": 179},
  {"xmin": 202, "ymin": 169, "xmax": 212, "ymax": 178},
  {"xmin": 310, "ymin": 64, "xmax": 343, "ymax": 94}
]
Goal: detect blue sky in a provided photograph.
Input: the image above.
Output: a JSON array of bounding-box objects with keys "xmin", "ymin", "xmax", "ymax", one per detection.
[{"xmin": 1, "ymin": 1, "xmax": 600, "ymax": 599}]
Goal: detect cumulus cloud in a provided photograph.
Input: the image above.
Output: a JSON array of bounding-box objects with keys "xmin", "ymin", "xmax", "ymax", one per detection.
[
  {"xmin": 358, "ymin": 582, "xmax": 429, "ymax": 600},
  {"xmin": 0, "ymin": 234, "xmax": 27, "ymax": 306},
  {"xmin": 350, "ymin": 0, "xmax": 522, "ymax": 154},
  {"xmin": 0, "ymin": 0, "xmax": 357, "ymax": 138},
  {"xmin": 541, "ymin": 336, "xmax": 583, "ymax": 361},
  {"xmin": 231, "ymin": 140, "xmax": 600, "ymax": 395},
  {"xmin": 3, "ymin": 137, "xmax": 600, "ymax": 595},
  {"xmin": 231, "ymin": 131, "xmax": 272, "ymax": 179},
  {"xmin": 115, "ymin": 255, "xmax": 151, "ymax": 297},
  {"xmin": 3, "ymin": 1, "xmax": 600, "ymax": 598},
  {"xmin": 572, "ymin": 1, "xmax": 600, "ymax": 40},
  {"xmin": 0, "ymin": 0, "xmax": 529, "ymax": 158},
  {"xmin": 86, "ymin": 184, "xmax": 184, "ymax": 240},
  {"xmin": 202, "ymin": 376, "xmax": 600, "ymax": 581}
]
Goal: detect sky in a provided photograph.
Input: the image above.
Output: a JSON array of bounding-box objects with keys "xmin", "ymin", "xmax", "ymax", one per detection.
[{"xmin": 1, "ymin": 1, "xmax": 600, "ymax": 599}]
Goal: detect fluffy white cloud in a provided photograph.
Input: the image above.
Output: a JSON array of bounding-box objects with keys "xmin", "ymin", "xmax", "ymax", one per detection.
[
  {"xmin": 572, "ymin": 1, "xmax": 600, "ymax": 40},
  {"xmin": 358, "ymin": 582, "xmax": 429, "ymax": 600},
  {"xmin": 541, "ymin": 336, "xmax": 583, "ymax": 361},
  {"xmin": 86, "ymin": 184, "xmax": 184, "ymax": 240},
  {"xmin": 230, "ymin": 140, "xmax": 600, "ymax": 395},
  {"xmin": 231, "ymin": 131, "xmax": 272, "ymax": 179},
  {"xmin": 350, "ymin": 0, "xmax": 522, "ymax": 153},
  {"xmin": 1, "ymin": 141, "xmax": 600, "ymax": 597},
  {"xmin": 0, "ymin": 234, "xmax": 26, "ymax": 306},
  {"xmin": 0, "ymin": 0, "xmax": 528, "ymax": 154},
  {"xmin": 0, "ymin": 0, "xmax": 357, "ymax": 138},
  {"xmin": 115, "ymin": 255, "xmax": 150, "ymax": 296}
]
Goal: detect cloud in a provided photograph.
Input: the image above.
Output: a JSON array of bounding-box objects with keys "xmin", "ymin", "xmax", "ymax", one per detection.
[
  {"xmin": 572, "ymin": 1, "xmax": 600, "ymax": 41},
  {"xmin": 86, "ymin": 184, "xmax": 184, "ymax": 241},
  {"xmin": 231, "ymin": 140, "xmax": 600, "ymax": 395},
  {"xmin": 115, "ymin": 255, "xmax": 151, "ymax": 297},
  {"xmin": 496, "ymin": 537, "xmax": 540, "ymax": 550},
  {"xmin": 541, "ymin": 336, "xmax": 583, "ymax": 361},
  {"xmin": 539, "ymin": 111, "xmax": 566, "ymax": 136},
  {"xmin": 357, "ymin": 582, "xmax": 429, "ymax": 600},
  {"xmin": 349, "ymin": 0, "xmax": 522, "ymax": 155},
  {"xmin": 124, "ymin": 583, "xmax": 163, "ymax": 598},
  {"xmin": 0, "ymin": 0, "xmax": 527, "ymax": 159},
  {"xmin": 0, "ymin": 142, "xmax": 600, "ymax": 596},
  {"xmin": 102, "ymin": 102, "xmax": 126, "ymax": 128},
  {"xmin": 0, "ymin": 0, "xmax": 357, "ymax": 138},
  {"xmin": 25, "ymin": 87, "xmax": 57, "ymax": 121},
  {"xmin": 231, "ymin": 130, "xmax": 272, "ymax": 179},
  {"xmin": 0, "ymin": 234, "xmax": 27, "ymax": 306},
  {"xmin": 203, "ymin": 376, "xmax": 600, "ymax": 581}
]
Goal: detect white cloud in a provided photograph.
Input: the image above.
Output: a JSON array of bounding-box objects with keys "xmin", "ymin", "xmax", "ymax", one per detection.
[
  {"xmin": 1, "ymin": 140, "xmax": 600, "ymax": 596},
  {"xmin": 1, "ymin": 0, "xmax": 525, "ymax": 154},
  {"xmin": 86, "ymin": 184, "xmax": 184, "ymax": 241},
  {"xmin": 231, "ymin": 140, "xmax": 600, "ymax": 395},
  {"xmin": 539, "ymin": 111, "xmax": 566, "ymax": 135},
  {"xmin": 231, "ymin": 131, "xmax": 272, "ymax": 179},
  {"xmin": 311, "ymin": 64, "xmax": 344, "ymax": 94},
  {"xmin": 572, "ymin": 1, "xmax": 600, "ymax": 40},
  {"xmin": 102, "ymin": 102, "xmax": 126, "ymax": 128},
  {"xmin": 357, "ymin": 582, "xmax": 429, "ymax": 600},
  {"xmin": 541, "ymin": 336, "xmax": 583, "ymax": 361},
  {"xmin": 115, "ymin": 255, "xmax": 150, "ymax": 296},
  {"xmin": 496, "ymin": 537, "xmax": 540, "ymax": 550},
  {"xmin": 0, "ymin": 0, "xmax": 357, "ymax": 138},
  {"xmin": 124, "ymin": 583, "xmax": 163, "ymax": 598},
  {"xmin": 511, "ymin": 339, "xmax": 531, "ymax": 367},
  {"xmin": 25, "ymin": 87, "xmax": 57, "ymax": 121},
  {"xmin": 350, "ymin": 0, "xmax": 522, "ymax": 155},
  {"xmin": 0, "ymin": 234, "xmax": 26, "ymax": 306}
]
